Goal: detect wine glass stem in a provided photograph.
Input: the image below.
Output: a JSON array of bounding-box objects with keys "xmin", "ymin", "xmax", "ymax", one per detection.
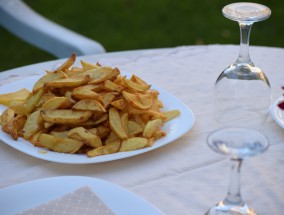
[
  {"xmin": 223, "ymin": 158, "xmax": 244, "ymax": 206},
  {"xmin": 236, "ymin": 22, "xmax": 254, "ymax": 64}
]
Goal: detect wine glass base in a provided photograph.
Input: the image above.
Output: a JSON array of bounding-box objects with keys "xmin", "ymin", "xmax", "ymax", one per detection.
[{"xmin": 205, "ymin": 201, "xmax": 257, "ymax": 215}]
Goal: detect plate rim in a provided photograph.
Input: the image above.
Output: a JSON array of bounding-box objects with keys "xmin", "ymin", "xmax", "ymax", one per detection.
[
  {"xmin": 271, "ymin": 96, "xmax": 284, "ymax": 129},
  {"xmin": 0, "ymin": 75, "xmax": 195, "ymax": 164},
  {"xmin": 0, "ymin": 175, "xmax": 165, "ymax": 215}
]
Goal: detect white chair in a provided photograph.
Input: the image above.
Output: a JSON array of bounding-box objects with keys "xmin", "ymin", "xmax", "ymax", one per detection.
[{"xmin": 0, "ymin": 0, "xmax": 105, "ymax": 58}]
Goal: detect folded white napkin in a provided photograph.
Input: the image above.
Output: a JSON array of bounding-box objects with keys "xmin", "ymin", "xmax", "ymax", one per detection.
[{"xmin": 18, "ymin": 186, "xmax": 115, "ymax": 215}]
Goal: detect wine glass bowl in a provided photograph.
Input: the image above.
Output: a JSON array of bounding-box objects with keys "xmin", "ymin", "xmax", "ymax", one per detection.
[{"xmin": 206, "ymin": 2, "xmax": 271, "ymax": 215}]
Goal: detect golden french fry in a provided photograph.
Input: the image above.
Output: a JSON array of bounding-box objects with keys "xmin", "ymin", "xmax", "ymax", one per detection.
[
  {"xmin": 123, "ymin": 77, "xmax": 151, "ymax": 92},
  {"xmin": 23, "ymin": 110, "xmax": 44, "ymax": 140},
  {"xmin": 39, "ymin": 133, "xmax": 83, "ymax": 153},
  {"xmin": 72, "ymin": 87, "xmax": 102, "ymax": 101},
  {"xmin": 72, "ymin": 99, "xmax": 106, "ymax": 112},
  {"xmin": 87, "ymin": 140, "xmax": 120, "ymax": 157},
  {"xmin": 123, "ymin": 91, "xmax": 153, "ymax": 110},
  {"xmin": 41, "ymin": 109, "xmax": 92, "ymax": 124},
  {"xmin": 0, "ymin": 88, "xmax": 31, "ymax": 107},
  {"xmin": 163, "ymin": 110, "xmax": 181, "ymax": 122},
  {"xmin": 143, "ymin": 119, "xmax": 163, "ymax": 138},
  {"xmin": 119, "ymin": 137, "xmax": 148, "ymax": 152},
  {"xmin": 41, "ymin": 97, "xmax": 73, "ymax": 110},
  {"xmin": 44, "ymin": 75, "xmax": 90, "ymax": 88},
  {"xmin": 56, "ymin": 52, "xmax": 76, "ymax": 72},
  {"xmin": 2, "ymin": 115, "xmax": 26, "ymax": 140},
  {"xmin": 128, "ymin": 120, "xmax": 143, "ymax": 136},
  {"xmin": 111, "ymin": 99, "xmax": 127, "ymax": 110},
  {"xmin": 101, "ymin": 92, "xmax": 119, "ymax": 109},
  {"xmin": 109, "ymin": 107, "xmax": 128, "ymax": 140},
  {"xmin": 1, "ymin": 108, "xmax": 15, "ymax": 128},
  {"xmin": 80, "ymin": 60, "xmax": 100, "ymax": 71},
  {"xmin": 33, "ymin": 71, "xmax": 67, "ymax": 92},
  {"xmin": 12, "ymin": 88, "xmax": 44, "ymax": 115},
  {"xmin": 68, "ymin": 127, "xmax": 102, "ymax": 148},
  {"xmin": 85, "ymin": 67, "xmax": 119, "ymax": 84}
]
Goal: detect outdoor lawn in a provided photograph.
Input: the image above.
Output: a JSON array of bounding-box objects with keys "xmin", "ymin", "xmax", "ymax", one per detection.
[{"xmin": 0, "ymin": 0, "xmax": 283, "ymax": 72}]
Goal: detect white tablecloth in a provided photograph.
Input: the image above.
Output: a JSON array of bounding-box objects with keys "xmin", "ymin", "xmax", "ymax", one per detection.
[{"xmin": 0, "ymin": 45, "xmax": 284, "ymax": 214}]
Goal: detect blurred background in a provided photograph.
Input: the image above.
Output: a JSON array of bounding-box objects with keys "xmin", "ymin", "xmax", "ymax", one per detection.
[{"xmin": 0, "ymin": 0, "xmax": 283, "ymax": 72}]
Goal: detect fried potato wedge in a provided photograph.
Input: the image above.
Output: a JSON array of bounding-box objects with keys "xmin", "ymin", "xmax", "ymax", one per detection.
[
  {"xmin": 1, "ymin": 108, "xmax": 15, "ymax": 127},
  {"xmin": 0, "ymin": 88, "xmax": 31, "ymax": 106},
  {"xmin": 12, "ymin": 88, "xmax": 44, "ymax": 115},
  {"xmin": 85, "ymin": 67, "xmax": 119, "ymax": 84},
  {"xmin": 143, "ymin": 119, "xmax": 163, "ymax": 138},
  {"xmin": 23, "ymin": 110, "xmax": 44, "ymax": 140},
  {"xmin": 109, "ymin": 107, "xmax": 128, "ymax": 140},
  {"xmin": 41, "ymin": 109, "xmax": 92, "ymax": 124},
  {"xmin": 44, "ymin": 75, "xmax": 90, "ymax": 88},
  {"xmin": 55, "ymin": 52, "xmax": 76, "ymax": 72},
  {"xmin": 163, "ymin": 110, "xmax": 181, "ymax": 122},
  {"xmin": 123, "ymin": 77, "xmax": 151, "ymax": 92},
  {"xmin": 2, "ymin": 115, "xmax": 26, "ymax": 140},
  {"xmin": 80, "ymin": 60, "xmax": 101, "ymax": 71},
  {"xmin": 72, "ymin": 88, "xmax": 102, "ymax": 101},
  {"xmin": 119, "ymin": 137, "xmax": 148, "ymax": 152},
  {"xmin": 33, "ymin": 71, "xmax": 67, "ymax": 92},
  {"xmin": 87, "ymin": 140, "xmax": 120, "ymax": 157},
  {"xmin": 72, "ymin": 99, "xmax": 106, "ymax": 112},
  {"xmin": 68, "ymin": 127, "xmax": 102, "ymax": 148},
  {"xmin": 41, "ymin": 97, "xmax": 73, "ymax": 110},
  {"xmin": 39, "ymin": 133, "xmax": 83, "ymax": 153},
  {"xmin": 123, "ymin": 91, "xmax": 153, "ymax": 110}
]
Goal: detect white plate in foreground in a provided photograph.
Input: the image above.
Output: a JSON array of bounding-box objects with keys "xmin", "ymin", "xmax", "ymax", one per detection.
[
  {"xmin": 0, "ymin": 76, "xmax": 195, "ymax": 164},
  {"xmin": 0, "ymin": 176, "xmax": 164, "ymax": 215},
  {"xmin": 271, "ymin": 96, "xmax": 284, "ymax": 129}
]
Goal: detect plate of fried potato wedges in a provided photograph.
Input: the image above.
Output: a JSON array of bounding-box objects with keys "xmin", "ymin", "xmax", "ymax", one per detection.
[{"xmin": 0, "ymin": 54, "xmax": 195, "ymax": 164}]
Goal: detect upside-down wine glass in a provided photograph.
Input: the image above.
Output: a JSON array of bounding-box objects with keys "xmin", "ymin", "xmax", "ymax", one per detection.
[{"xmin": 205, "ymin": 3, "xmax": 271, "ymax": 215}]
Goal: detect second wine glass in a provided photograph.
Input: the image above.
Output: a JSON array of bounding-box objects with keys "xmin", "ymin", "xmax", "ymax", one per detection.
[{"xmin": 206, "ymin": 2, "xmax": 272, "ymax": 215}]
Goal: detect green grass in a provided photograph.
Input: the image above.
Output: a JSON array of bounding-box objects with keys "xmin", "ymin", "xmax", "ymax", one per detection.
[{"xmin": 0, "ymin": 0, "xmax": 283, "ymax": 71}]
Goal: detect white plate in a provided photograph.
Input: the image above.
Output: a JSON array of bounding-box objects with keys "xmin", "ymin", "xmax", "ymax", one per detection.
[
  {"xmin": 271, "ymin": 96, "xmax": 284, "ymax": 129},
  {"xmin": 0, "ymin": 176, "xmax": 164, "ymax": 215},
  {"xmin": 0, "ymin": 76, "xmax": 195, "ymax": 164}
]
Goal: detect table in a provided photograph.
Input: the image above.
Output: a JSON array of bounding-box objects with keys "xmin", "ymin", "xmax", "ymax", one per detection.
[{"xmin": 0, "ymin": 45, "xmax": 284, "ymax": 214}]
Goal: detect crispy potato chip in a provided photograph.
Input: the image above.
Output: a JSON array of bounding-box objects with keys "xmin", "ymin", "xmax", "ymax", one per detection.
[
  {"xmin": 119, "ymin": 137, "xmax": 148, "ymax": 152},
  {"xmin": 0, "ymin": 88, "xmax": 31, "ymax": 107},
  {"xmin": 41, "ymin": 109, "xmax": 92, "ymax": 124},
  {"xmin": 39, "ymin": 133, "xmax": 83, "ymax": 153}
]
